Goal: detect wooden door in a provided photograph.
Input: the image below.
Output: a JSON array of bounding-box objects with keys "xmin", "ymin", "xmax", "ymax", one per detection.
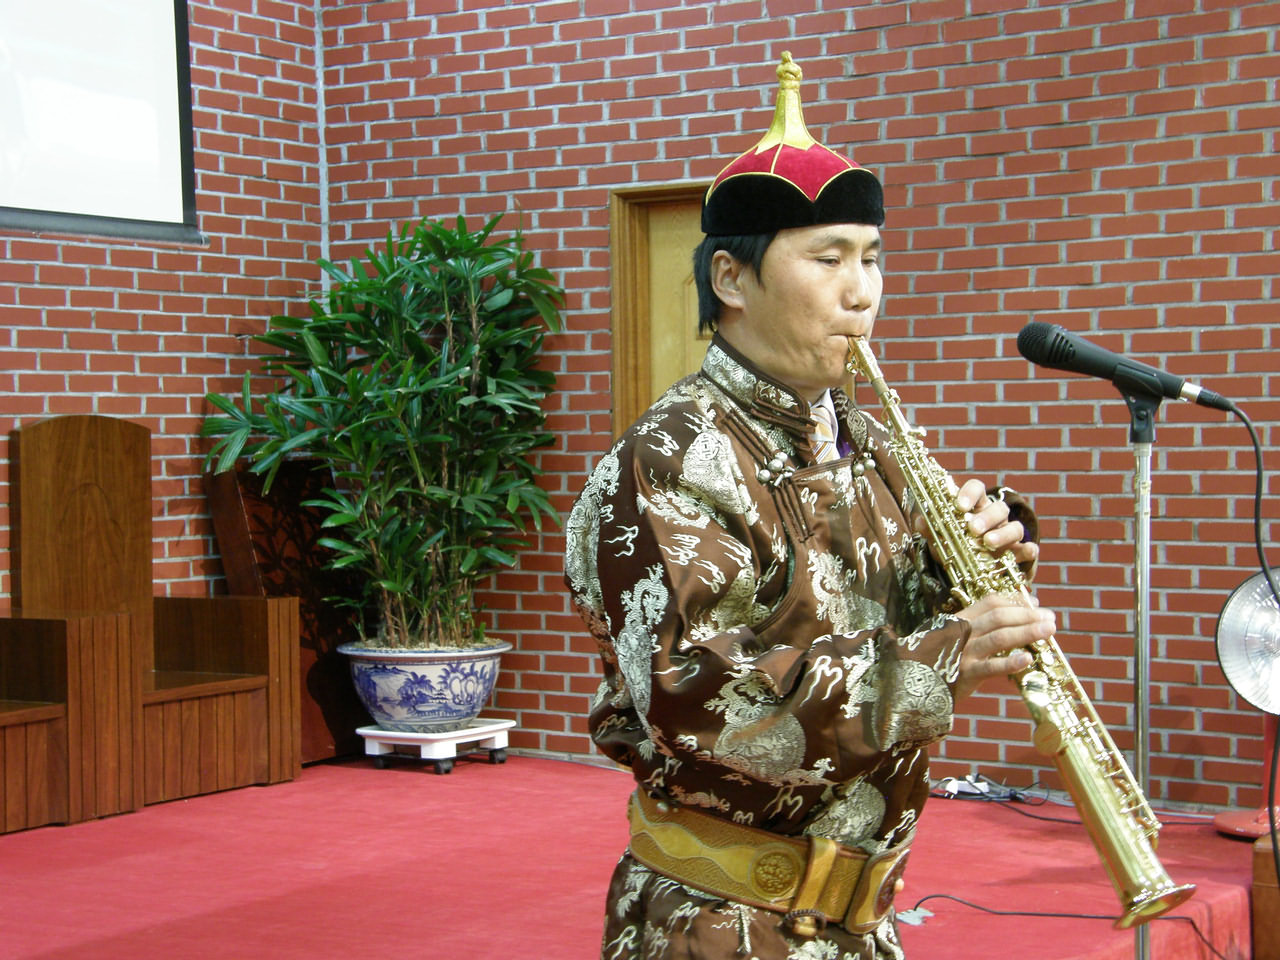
[{"xmin": 609, "ymin": 184, "xmax": 709, "ymax": 437}]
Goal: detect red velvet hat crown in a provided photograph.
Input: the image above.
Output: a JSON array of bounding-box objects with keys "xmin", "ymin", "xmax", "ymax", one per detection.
[{"xmin": 701, "ymin": 52, "xmax": 884, "ymax": 235}]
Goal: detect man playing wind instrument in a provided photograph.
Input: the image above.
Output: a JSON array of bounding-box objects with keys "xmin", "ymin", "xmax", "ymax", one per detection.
[{"xmin": 565, "ymin": 53, "xmax": 1054, "ymax": 960}]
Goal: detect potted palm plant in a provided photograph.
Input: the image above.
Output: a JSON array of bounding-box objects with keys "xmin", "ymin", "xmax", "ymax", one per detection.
[{"xmin": 202, "ymin": 214, "xmax": 562, "ymax": 734}]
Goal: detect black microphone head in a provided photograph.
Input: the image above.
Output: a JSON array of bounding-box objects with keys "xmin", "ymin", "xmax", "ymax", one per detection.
[
  {"xmin": 1015, "ymin": 320, "xmax": 1212, "ymax": 406},
  {"xmin": 1016, "ymin": 321, "xmax": 1068, "ymax": 365}
]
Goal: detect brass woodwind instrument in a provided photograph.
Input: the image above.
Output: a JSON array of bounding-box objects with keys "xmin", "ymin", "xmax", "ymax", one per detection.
[{"xmin": 845, "ymin": 336, "xmax": 1195, "ymax": 929}]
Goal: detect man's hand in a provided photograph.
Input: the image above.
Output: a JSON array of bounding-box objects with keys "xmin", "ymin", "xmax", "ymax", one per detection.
[
  {"xmin": 952, "ymin": 593, "xmax": 1055, "ymax": 702},
  {"xmin": 955, "ymin": 478, "xmax": 1039, "ymax": 572}
]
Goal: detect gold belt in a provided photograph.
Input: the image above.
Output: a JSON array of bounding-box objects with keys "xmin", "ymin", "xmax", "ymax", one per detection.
[{"xmin": 627, "ymin": 789, "xmax": 911, "ymax": 937}]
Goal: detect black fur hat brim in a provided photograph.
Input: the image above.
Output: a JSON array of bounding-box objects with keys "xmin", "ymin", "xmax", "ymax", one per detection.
[{"xmin": 702, "ymin": 166, "xmax": 884, "ymax": 235}]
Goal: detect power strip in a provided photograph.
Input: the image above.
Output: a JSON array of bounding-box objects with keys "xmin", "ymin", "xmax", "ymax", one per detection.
[
  {"xmin": 937, "ymin": 774, "xmax": 1030, "ymax": 802},
  {"xmin": 939, "ymin": 775, "xmax": 989, "ymax": 797}
]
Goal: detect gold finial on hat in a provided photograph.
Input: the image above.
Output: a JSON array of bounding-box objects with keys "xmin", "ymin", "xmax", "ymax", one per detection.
[{"xmin": 753, "ymin": 51, "xmax": 818, "ymax": 154}]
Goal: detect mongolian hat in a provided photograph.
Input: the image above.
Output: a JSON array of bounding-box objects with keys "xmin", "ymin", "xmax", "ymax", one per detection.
[{"xmin": 701, "ymin": 52, "xmax": 884, "ymax": 235}]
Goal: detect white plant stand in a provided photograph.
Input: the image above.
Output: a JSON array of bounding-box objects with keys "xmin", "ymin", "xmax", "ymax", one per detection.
[{"xmin": 356, "ymin": 717, "xmax": 515, "ymax": 775}]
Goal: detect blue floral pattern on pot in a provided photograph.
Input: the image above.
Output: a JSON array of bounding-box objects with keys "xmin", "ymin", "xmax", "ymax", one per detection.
[{"xmin": 339, "ymin": 642, "xmax": 512, "ymax": 732}]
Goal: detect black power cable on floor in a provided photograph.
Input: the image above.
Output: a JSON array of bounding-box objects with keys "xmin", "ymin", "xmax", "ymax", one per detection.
[
  {"xmin": 902, "ymin": 893, "xmax": 1238, "ymax": 960},
  {"xmin": 931, "ymin": 774, "xmax": 1216, "ymax": 826}
]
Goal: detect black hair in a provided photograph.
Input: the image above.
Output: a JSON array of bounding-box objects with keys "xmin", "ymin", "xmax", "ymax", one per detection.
[{"xmin": 691, "ymin": 232, "xmax": 777, "ymax": 335}]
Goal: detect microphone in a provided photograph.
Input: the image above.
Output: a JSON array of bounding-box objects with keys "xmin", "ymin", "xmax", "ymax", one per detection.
[{"xmin": 1016, "ymin": 321, "xmax": 1231, "ymax": 411}]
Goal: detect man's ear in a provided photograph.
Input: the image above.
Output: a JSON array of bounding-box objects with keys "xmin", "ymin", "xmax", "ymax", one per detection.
[{"xmin": 710, "ymin": 250, "xmax": 748, "ymax": 312}]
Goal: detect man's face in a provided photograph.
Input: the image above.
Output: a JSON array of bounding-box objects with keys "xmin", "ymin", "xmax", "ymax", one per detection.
[{"xmin": 716, "ymin": 223, "xmax": 883, "ymax": 403}]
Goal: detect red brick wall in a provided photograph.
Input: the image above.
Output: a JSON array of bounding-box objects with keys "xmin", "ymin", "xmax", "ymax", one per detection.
[
  {"xmin": 0, "ymin": 0, "xmax": 324, "ymax": 586},
  {"xmin": 2, "ymin": 0, "xmax": 1276, "ymax": 811}
]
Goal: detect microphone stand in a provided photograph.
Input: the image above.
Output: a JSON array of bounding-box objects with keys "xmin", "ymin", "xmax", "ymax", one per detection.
[{"xmin": 1122, "ymin": 390, "xmax": 1162, "ymax": 960}]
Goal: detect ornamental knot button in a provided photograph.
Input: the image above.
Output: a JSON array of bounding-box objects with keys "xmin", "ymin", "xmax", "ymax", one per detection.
[{"xmin": 752, "ymin": 850, "xmax": 799, "ymax": 898}]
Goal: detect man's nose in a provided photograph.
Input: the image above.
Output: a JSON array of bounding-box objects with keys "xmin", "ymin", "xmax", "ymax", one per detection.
[{"xmin": 844, "ymin": 264, "xmax": 874, "ymax": 311}]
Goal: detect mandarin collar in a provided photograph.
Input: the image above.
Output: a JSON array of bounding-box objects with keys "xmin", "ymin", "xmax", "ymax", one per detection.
[{"xmin": 701, "ymin": 334, "xmax": 815, "ymax": 438}]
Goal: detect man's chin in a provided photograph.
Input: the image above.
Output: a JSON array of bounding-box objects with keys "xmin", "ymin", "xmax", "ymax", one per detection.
[{"xmin": 826, "ymin": 354, "xmax": 852, "ymax": 384}]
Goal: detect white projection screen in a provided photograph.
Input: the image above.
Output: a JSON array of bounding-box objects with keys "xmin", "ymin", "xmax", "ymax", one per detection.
[{"xmin": 0, "ymin": 0, "xmax": 198, "ymax": 240}]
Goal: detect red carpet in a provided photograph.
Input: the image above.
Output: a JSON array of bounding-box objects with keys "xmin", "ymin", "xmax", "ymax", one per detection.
[
  {"xmin": 0, "ymin": 756, "xmax": 1253, "ymax": 959},
  {"xmin": 0, "ymin": 756, "xmax": 635, "ymax": 960}
]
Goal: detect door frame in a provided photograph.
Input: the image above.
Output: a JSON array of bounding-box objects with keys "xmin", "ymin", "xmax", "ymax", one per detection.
[{"xmin": 608, "ymin": 181, "xmax": 707, "ymax": 438}]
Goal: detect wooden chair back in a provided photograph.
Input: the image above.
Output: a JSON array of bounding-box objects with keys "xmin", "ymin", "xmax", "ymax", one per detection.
[{"xmin": 11, "ymin": 415, "xmax": 154, "ymax": 669}]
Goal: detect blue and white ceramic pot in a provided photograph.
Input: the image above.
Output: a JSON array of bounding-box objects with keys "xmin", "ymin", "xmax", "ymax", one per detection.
[{"xmin": 338, "ymin": 641, "xmax": 512, "ymax": 733}]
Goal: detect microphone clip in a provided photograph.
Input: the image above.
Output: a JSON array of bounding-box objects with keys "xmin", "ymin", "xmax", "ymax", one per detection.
[{"xmin": 1120, "ymin": 389, "xmax": 1161, "ymax": 445}]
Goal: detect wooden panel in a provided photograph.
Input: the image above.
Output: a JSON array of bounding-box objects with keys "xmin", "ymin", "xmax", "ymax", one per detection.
[
  {"xmin": 64, "ymin": 614, "xmax": 139, "ymax": 820},
  {"xmin": 147, "ymin": 597, "xmax": 299, "ymax": 792},
  {"xmin": 0, "ymin": 703, "xmax": 64, "ymax": 725},
  {"xmin": 22, "ymin": 722, "xmax": 49, "ymax": 827},
  {"xmin": 250, "ymin": 693, "xmax": 270, "ymax": 784},
  {"xmin": 154, "ymin": 596, "xmax": 269, "ymax": 676},
  {"xmin": 91, "ymin": 620, "xmax": 120, "ymax": 814},
  {"xmin": 113, "ymin": 614, "xmax": 144, "ymax": 811},
  {"xmin": 139, "ymin": 595, "xmax": 298, "ymax": 802},
  {"xmin": 1257, "ymin": 835, "xmax": 1280, "ymax": 960},
  {"xmin": 215, "ymin": 695, "xmax": 234, "ymax": 791},
  {"xmin": 142, "ymin": 673, "xmax": 267, "ymax": 704},
  {"xmin": 238, "ymin": 688, "xmax": 270, "ymax": 785},
  {"xmin": 234, "ymin": 692, "xmax": 254, "ymax": 786},
  {"xmin": 142, "ymin": 699, "xmax": 173, "ymax": 805},
  {"xmin": 0, "ymin": 618, "xmax": 67, "ymax": 703},
  {"xmin": 142, "ymin": 701, "xmax": 164, "ymax": 805},
  {"xmin": 268, "ymin": 597, "xmax": 301, "ymax": 783},
  {"xmin": 205, "ymin": 464, "xmax": 362, "ymax": 763},
  {"xmin": 32, "ymin": 717, "xmax": 69, "ymax": 825},
  {"xmin": 203, "ymin": 468, "xmax": 267, "ymax": 597},
  {"xmin": 140, "ymin": 695, "xmax": 201, "ymax": 804},
  {"xmin": 180, "ymin": 699, "xmax": 200, "ymax": 799},
  {"xmin": 198, "ymin": 697, "xmax": 218, "ymax": 795},
  {"xmin": 3, "ymin": 725, "xmax": 26, "ymax": 833},
  {"xmin": 140, "ymin": 678, "xmax": 284, "ymax": 804},
  {"xmin": 0, "ymin": 605, "xmax": 68, "ymax": 815},
  {"xmin": 0, "ymin": 715, "xmax": 68, "ymax": 833},
  {"xmin": 46, "ymin": 716, "xmax": 69, "ymax": 823},
  {"xmin": 0, "ymin": 616, "xmax": 70, "ymax": 831}
]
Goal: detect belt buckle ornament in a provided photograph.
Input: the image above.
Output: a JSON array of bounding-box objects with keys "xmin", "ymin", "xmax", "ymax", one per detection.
[
  {"xmin": 845, "ymin": 845, "xmax": 910, "ymax": 934},
  {"xmin": 749, "ymin": 845, "xmax": 803, "ymax": 901}
]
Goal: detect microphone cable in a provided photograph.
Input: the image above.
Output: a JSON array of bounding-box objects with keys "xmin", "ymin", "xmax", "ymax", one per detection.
[{"xmin": 1223, "ymin": 398, "xmax": 1280, "ymax": 896}]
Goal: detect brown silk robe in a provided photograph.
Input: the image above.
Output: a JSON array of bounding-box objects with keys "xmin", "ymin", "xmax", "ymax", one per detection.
[{"xmin": 565, "ymin": 336, "xmax": 1035, "ymax": 959}]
